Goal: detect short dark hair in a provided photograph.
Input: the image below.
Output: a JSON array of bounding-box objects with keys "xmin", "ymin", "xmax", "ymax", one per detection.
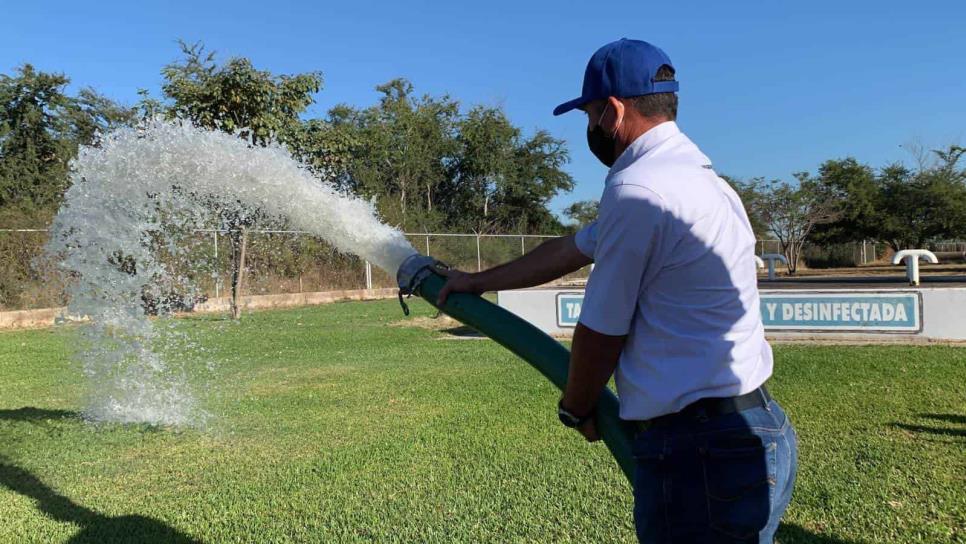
[{"xmin": 629, "ymin": 65, "xmax": 678, "ymax": 121}]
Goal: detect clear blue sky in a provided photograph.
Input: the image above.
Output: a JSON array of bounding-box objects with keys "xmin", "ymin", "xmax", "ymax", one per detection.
[{"xmin": 2, "ymin": 1, "xmax": 964, "ymax": 216}]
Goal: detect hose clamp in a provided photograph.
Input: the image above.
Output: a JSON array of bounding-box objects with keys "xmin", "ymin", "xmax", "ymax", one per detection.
[{"xmin": 396, "ymin": 254, "xmax": 444, "ymax": 316}]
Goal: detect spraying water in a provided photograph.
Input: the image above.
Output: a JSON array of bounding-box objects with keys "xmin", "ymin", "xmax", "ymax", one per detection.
[{"xmin": 47, "ymin": 119, "xmax": 417, "ymax": 425}]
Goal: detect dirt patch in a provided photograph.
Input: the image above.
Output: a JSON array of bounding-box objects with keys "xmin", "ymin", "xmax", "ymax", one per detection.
[
  {"xmin": 391, "ymin": 314, "xmax": 488, "ymax": 339},
  {"xmin": 390, "ymin": 314, "xmax": 461, "ymax": 331}
]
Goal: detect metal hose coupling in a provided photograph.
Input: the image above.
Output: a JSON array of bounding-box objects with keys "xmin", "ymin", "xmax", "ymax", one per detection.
[{"xmin": 396, "ymin": 253, "xmax": 444, "ymax": 316}]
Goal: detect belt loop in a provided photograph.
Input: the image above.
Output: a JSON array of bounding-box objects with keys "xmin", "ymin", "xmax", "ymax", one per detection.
[{"xmin": 760, "ymin": 387, "xmax": 771, "ymax": 411}]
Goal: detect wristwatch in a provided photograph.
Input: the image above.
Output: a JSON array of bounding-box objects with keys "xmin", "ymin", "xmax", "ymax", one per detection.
[{"xmin": 558, "ymin": 400, "xmax": 593, "ymax": 428}]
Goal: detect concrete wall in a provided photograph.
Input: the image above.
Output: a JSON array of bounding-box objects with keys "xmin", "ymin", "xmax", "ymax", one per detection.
[
  {"xmin": 498, "ymin": 287, "xmax": 966, "ymax": 343},
  {"xmin": 497, "ymin": 289, "xmax": 578, "ymax": 337},
  {"xmin": 0, "ymin": 307, "xmax": 82, "ymax": 330},
  {"xmin": 0, "ymin": 288, "xmax": 399, "ymax": 331},
  {"xmin": 192, "ymin": 288, "xmax": 397, "ymax": 313}
]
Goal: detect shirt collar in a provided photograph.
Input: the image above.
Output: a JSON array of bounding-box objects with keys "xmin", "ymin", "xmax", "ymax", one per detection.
[{"xmin": 606, "ymin": 121, "xmax": 681, "ymax": 179}]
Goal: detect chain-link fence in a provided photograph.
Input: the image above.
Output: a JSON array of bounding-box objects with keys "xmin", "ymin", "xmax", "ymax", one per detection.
[
  {"xmin": 3, "ymin": 227, "xmax": 964, "ymax": 311},
  {"xmin": 0, "ymin": 229, "xmax": 584, "ymax": 311}
]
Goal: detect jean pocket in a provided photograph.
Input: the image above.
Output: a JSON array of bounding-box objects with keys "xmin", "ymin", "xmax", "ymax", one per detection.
[{"xmin": 701, "ymin": 435, "xmax": 777, "ymax": 541}]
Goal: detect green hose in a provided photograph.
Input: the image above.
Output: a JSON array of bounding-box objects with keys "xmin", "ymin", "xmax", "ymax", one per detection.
[{"xmin": 403, "ymin": 268, "xmax": 636, "ymax": 483}]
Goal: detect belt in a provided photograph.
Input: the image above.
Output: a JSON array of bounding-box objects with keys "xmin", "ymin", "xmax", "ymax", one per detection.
[{"xmin": 631, "ymin": 386, "xmax": 773, "ymax": 433}]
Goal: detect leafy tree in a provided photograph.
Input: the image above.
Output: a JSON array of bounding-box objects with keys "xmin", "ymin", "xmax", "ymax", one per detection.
[
  {"xmin": 0, "ymin": 64, "xmax": 133, "ymax": 217},
  {"xmin": 160, "ymin": 41, "xmax": 322, "ymax": 146},
  {"xmin": 152, "ymin": 41, "xmax": 323, "ymax": 318},
  {"xmin": 809, "ymin": 158, "xmax": 879, "ymax": 244},
  {"xmin": 284, "ymin": 117, "xmax": 358, "ymax": 190},
  {"xmin": 443, "ymin": 105, "xmax": 572, "ymax": 234},
  {"xmin": 0, "ymin": 65, "xmax": 133, "ymax": 309},
  {"xmin": 328, "ymin": 80, "xmax": 573, "ymax": 234},
  {"xmin": 331, "ymin": 79, "xmax": 459, "ymax": 230},
  {"xmin": 757, "ymin": 177, "xmax": 842, "ymax": 273},
  {"xmin": 874, "ymin": 146, "xmax": 966, "ymax": 251},
  {"xmin": 498, "ymin": 129, "xmax": 573, "ymax": 233},
  {"xmin": 722, "ymin": 175, "xmax": 768, "ymax": 237},
  {"xmin": 563, "ymin": 200, "xmax": 599, "ymax": 228}
]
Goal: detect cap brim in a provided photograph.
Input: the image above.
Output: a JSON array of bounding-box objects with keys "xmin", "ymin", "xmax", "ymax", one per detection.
[{"xmin": 553, "ymin": 96, "xmax": 589, "ymax": 116}]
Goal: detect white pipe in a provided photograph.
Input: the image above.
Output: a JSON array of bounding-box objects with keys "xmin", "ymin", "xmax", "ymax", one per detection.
[
  {"xmin": 892, "ymin": 249, "xmax": 939, "ymax": 286},
  {"xmin": 760, "ymin": 253, "xmax": 788, "ymax": 280}
]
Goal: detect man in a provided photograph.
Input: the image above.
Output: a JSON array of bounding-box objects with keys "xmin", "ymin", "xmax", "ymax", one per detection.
[{"xmin": 438, "ymin": 38, "xmax": 797, "ymax": 543}]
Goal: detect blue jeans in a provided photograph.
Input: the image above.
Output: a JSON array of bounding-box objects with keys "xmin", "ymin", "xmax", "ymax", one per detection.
[{"xmin": 631, "ymin": 397, "xmax": 798, "ymax": 543}]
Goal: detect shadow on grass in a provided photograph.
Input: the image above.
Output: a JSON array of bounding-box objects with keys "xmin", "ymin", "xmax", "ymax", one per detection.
[
  {"xmin": 0, "ymin": 407, "xmax": 80, "ymax": 422},
  {"xmin": 777, "ymin": 523, "xmax": 863, "ymax": 543},
  {"xmin": 440, "ymin": 325, "xmax": 486, "ymax": 338},
  {"xmin": 0, "ymin": 455, "xmax": 199, "ymax": 543},
  {"xmin": 0, "ymin": 409, "xmax": 199, "ymax": 543},
  {"xmin": 893, "ymin": 412, "xmax": 966, "ymax": 439},
  {"xmin": 919, "ymin": 413, "xmax": 966, "ymax": 425}
]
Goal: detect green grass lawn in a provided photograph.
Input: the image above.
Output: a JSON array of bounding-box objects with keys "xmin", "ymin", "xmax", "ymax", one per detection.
[{"xmin": 0, "ymin": 298, "xmax": 963, "ymax": 543}]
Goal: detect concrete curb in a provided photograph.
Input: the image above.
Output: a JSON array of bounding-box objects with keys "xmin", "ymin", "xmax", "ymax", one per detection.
[{"xmin": 0, "ymin": 288, "xmax": 399, "ymax": 331}]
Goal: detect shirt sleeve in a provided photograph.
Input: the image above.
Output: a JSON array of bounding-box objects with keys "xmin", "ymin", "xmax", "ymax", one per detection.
[
  {"xmin": 573, "ymin": 221, "xmax": 598, "ymax": 259},
  {"xmin": 578, "ymin": 185, "xmax": 667, "ymax": 336}
]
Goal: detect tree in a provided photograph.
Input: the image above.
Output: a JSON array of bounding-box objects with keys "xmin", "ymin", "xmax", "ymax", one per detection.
[
  {"xmin": 0, "ymin": 65, "xmax": 134, "ymax": 309},
  {"xmin": 757, "ymin": 177, "xmax": 842, "ymax": 274},
  {"xmin": 153, "ymin": 41, "xmax": 323, "ymax": 318},
  {"xmin": 874, "ymin": 146, "xmax": 966, "ymax": 251},
  {"xmin": 160, "ymin": 41, "xmax": 322, "ymax": 147},
  {"xmin": 722, "ymin": 175, "xmax": 768, "ymax": 237},
  {"xmin": 444, "ymin": 105, "xmax": 573, "ymax": 234},
  {"xmin": 563, "ymin": 200, "xmax": 599, "ymax": 228},
  {"xmin": 809, "ymin": 158, "xmax": 880, "ymax": 244},
  {"xmin": 0, "ymin": 65, "xmax": 133, "ymax": 217},
  {"xmin": 334, "ymin": 79, "xmax": 459, "ymax": 230},
  {"xmin": 328, "ymin": 80, "xmax": 573, "ymax": 234}
]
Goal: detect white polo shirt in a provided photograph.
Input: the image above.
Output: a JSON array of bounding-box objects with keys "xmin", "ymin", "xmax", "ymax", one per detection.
[{"xmin": 575, "ymin": 121, "xmax": 772, "ymax": 421}]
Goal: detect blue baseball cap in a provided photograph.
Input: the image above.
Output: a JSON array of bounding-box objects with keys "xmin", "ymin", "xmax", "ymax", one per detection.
[{"xmin": 553, "ymin": 38, "xmax": 678, "ymax": 116}]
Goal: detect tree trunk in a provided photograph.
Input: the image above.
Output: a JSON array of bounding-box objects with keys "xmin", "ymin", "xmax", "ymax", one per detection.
[
  {"xmin": 789, "ymin": 241, "xmax": 804, "ymax": 275},
  {"xmin": 400, "ymin": 179, "xmax": 407, "ymax": 216},
  {"xmin": 229, "ymin": 227, "xmax": 248, "ymax": 320}
]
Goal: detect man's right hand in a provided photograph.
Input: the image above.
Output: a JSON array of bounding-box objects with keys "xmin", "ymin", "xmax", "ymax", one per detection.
[{"xmin": 435, "ymin": 267, "xmax": 483, "ymax": 306}]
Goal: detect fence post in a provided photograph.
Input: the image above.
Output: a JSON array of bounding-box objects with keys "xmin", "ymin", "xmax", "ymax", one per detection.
[
  {"xmin": 364, "ymin": 260, "xmax": 373, "ymax": 290},
  {"xmin": 476, "ymin": 234, "xmax": 482, "ymax": 272},
  {"xmin": 213, "ymin": 230, "xmax": 220, "ymax": 298},
  {"xmin": 520, "ymin": 235, "xmax": 526, "ymax": 256},
  {"xmin": 425, "ymin": 235, "xmax": 430, "ymax": 256}
]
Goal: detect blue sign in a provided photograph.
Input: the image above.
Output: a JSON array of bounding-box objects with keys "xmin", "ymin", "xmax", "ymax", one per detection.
[
  {"xmin": 556, "ymin": 293, "xmax": 584, "ymax": 327},
  {"xmin": 552, "ymin": 290, "xmax": 922, "ymax": 332},
  {"xmin": 759, "ymin": 291, "xmax": 921, "ymax": 332}
]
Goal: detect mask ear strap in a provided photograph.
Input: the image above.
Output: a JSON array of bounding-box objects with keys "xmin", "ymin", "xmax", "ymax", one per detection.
[
  {"xmin": 596, "ymin": 103, "xmax": 610, "ymax": 128},
  {"xmin": 612, "ymin": 101, "xmax": 624, "ymax": 138}
]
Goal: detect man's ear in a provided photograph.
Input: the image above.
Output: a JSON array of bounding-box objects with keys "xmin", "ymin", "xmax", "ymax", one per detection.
[{"xmin": 605, "ymin": 96, "xmax": 625, "ymax": 131}]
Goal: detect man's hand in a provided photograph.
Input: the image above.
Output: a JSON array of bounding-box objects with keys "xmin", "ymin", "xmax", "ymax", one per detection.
[
  {"xmin": 435, "ymin": 267, "xmax": 482, "ymax": 306},
  {"xmin": 561, "ymin": 323, "xmax": 625, "ymax": 444}
]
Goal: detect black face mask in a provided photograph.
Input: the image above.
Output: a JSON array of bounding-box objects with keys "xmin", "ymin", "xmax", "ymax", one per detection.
[{"xmin": 586, "ymin": 104, "xmax": 621, "ymax": 167}]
